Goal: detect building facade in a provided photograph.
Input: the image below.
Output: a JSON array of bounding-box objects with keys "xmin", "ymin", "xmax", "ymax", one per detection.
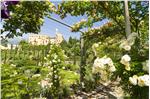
[{"xmin": 29, "ymin": 32, "xmax": 63, "ymax": 45}]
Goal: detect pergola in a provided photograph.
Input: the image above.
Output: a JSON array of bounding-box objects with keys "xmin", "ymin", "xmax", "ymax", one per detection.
[{"xmin": 46, "ymin": 0, "xmax": 131, "ymax": 89}]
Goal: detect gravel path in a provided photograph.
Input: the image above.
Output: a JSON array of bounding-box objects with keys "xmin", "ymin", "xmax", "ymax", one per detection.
[{"xmin": 69, "ymin": 79, "xmax": 124, "ymax": 99}]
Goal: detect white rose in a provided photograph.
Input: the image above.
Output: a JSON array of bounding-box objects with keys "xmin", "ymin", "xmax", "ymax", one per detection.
[
  {"xmin": 124, "ymin": 45, "xmax": 131, "ymax": 51},
  {"xmin": 142, "ymin": 75, "xmax": 149, "ymax": 86},
  {"xmin": 120, "ymin": 40, "xmax": 131, "ymax": 51},
  {"xmin": 121, "ymin": 54, "xmax": 131, "ymax": 62},
  {"xmin": 120, "ymin": 54, "xmax": 131, "ymax": 69},
  {"xmin": 138, "ymin": 77, "xmax": 145, "ymax": 87},
  {"xmin": 125, "ymin": 64, "xmax": 131, "ymax": 71},
  {"xmin": 138, "ymin": 75, "xmax": 149, "ymax": 87},
  {"xmin": 142, "ymin": 60, "xmax": 149, "ymax": 73},
  {"xmin": 101, "ymin": 71, "xmax": 108, "ymax": 81},
  {"xmin": 40, "ymin": 80, "xmax": 49, "ymax": 88},
  {"xmin": 103, "ymin": 58, "xmax": 109, "ymax": 65},
  {"xmin": 93, "ymin": 58, "xmax": 105, "ymax": 69},
  {"xmin": 109, "ymin": 66, "xmax": 116, "ymax": 72},
  {"xmin": 129, "ymin": 75, "xmax": 138, "ymax": 85}
]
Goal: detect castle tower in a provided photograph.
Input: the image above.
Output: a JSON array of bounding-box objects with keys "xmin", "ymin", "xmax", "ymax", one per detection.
[{"xmin": 55, "ymin": 28, "xmax": 63, "ymax": 44}]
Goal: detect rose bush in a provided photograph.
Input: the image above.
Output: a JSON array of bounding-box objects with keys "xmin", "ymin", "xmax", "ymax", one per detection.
[{"xmin": 92, "ymin": 32, "xmax": 149, "ymax": 98}]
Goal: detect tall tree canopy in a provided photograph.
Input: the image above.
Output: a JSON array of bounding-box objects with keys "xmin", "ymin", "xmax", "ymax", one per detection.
[
  {"xmin": 57, "ymin": 1, "xmax": 148, "ymax": 39},
  {"xmin": 1, "ymin": 1, "xmax": 56, "ymax": 38}
]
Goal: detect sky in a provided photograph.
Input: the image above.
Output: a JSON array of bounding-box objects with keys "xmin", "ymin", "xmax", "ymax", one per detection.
[{"xmin": 2, "ymin": 1, "xmax": 109, "ymax": 44}]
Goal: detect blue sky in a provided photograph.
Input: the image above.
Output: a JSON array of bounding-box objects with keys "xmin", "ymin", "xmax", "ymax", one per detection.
[
  {"xmin": 3, "ymin": 1, "xmax": 109, "ymax": 44},
  {"xmin": 8, "ymin": 13, "xmax": 108, "ymax": 44}
]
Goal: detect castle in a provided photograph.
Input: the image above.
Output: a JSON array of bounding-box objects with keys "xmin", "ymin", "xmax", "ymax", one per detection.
[{"xmin": 29, "ymin": 29, "xmax": 63, "ymax": 45}]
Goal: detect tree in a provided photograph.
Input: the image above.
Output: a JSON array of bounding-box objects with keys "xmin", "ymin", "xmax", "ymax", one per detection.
[
  {"xmin": 1, "ymin": 36, "xmax": 8, "ymax": 46},
  {"xmin": 1, "ymin": 1, "xmax": 56, "ymax": 38},
  {"xmin": 60, "ymin": 37, "xmax": 80, "ymax": 65},
  {"xmin": 57, "ymin": 1, "xmax": 149, "ymax": 97},
  {"xmin": 57, "ymin": 1, "xmax": 148, "ymax": 37}
]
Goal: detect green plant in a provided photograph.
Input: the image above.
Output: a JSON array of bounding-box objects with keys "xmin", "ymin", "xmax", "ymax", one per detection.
[{"xmin": 43, "ymin": 44, "xmax": 79, "ymax": 98}]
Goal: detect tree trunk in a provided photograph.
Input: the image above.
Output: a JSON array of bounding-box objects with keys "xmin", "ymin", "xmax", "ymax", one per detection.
[{"xmin": 124, "ymin": 0, "xmax": 131, "ymax": 37}]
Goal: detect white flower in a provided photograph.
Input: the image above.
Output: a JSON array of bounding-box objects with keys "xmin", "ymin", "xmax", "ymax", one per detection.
[
  {"xmin": 44, "ymin": 57, "xmax": 47, "ymax": 60},
  {"xmin": 47, "ymin": 54, "xmax": 50, "ymax": 57},
  {"xmin": 125, "ymin": 64, "xmax": 131, "ymax": 71},
  {"xmin": 49, "ymin": 61, "xmax": 52, "ymax": 65},
  {"xmin": 93, "ymin": 43, "xmax": 99, "ymax": 48},
  {"xmin": 32, "ymin": 74, "xmax": 41, "ymax": 78},
  {"xmin": 124, "ymin": 45, "xmax": 131, "ymax": 51},
  {"xmin": 54, "ymin": 75, "xmax": 58, "ymax": 79},
  {"xmin": 129, "ymin": 75, "xmax": 138, "ymax": 85},
  {"xmin": 58, "ymin": 59, "xmax": 61, "ymax": 62},
  {"xmin": 48, "ymin": 83, "xmax": 52, "ymax": 88},
  {"xmin": 49, "ymin": 72, "xmax": 52, "ymax": 76},
  {"xmin": 101, "ymin": 71, "xmax": 108, "ymax": 81},
  {"xmin": 45, "ymin": 78, "xmax": 50, "ymax": 81},
  {"xmin": 38, "ymin": 62, "xmax": 42, "ymax": 66},
  {"xmin": 121, "ymin": 54, "xmax": 131, "ymax": 62},
  {"xmin": 14, "ymin": 71, "xmax": 17, "ymax": 75},
  {"xmin": 109, "ymin": 66, "xmax": 116, "ymax": 72},
  {"xmin": 92, "ymin": 43, "xmax": 100, "ymax": 56},
  {"xmin": 74, "ymin": 72, "xmax": 78, "ymax": 75},
  {"xmin": 50, "ymin": 67, "xmax": 53, "ymax": 70},
  {"xmin": 52, "ymin": 59, "xmax": 57, "ymax": 63},
  {"xmin": 93, "ymin": 57, "xmax": 115, "ymax": 73},
  {"xmin": 119, "ymin": 40, "xmax": 130, "ymax": 51},
  {"xmin": 10, "ymin": 64, "xmax": 16, "ymax": 67},
  {"xmin": 93, "ymin": 57, "xmax": 105, "ymax": 70},
  {"xmin": 120, "ymin": 33, "xmax": 137, "ymax": 51},
  {"xmin": 138, "ymin": 75, "xmax": 149, "ymax": 87},
  {"xmin": 40, "ymin": 80, "xmax": 49, "ymax": 88},
  {"xmin": 120, "ymin": 54, "xmax": 131, "ymax": 71},
  {"xmin": 105, "ymin": 57, "xmax": 113, "ymax": 65},
  {"xmin": 44, "ymin": 62, "xmax": 49, "ymax": 66},
  {"xmin": 92, "ymin": 66, "xmax": 101, "ymax": 73},
  {"xmin": 81, "ymin": 82, "xmax": 85, "ymax": 88},
  {"xmin": 18, "ymin": 80, "xmax": 23, "ymax": 85},
  {"xmin": 142, "ymin": 75, "xmax": 149, "ymax": 86},
  {"xmin": 48, "ymin": 66, "xmax": 50, "ymax": 68},
  {"xmin": 53, "ymin": 54, "xmax": 58, "ymax": 59},
  {"xmin": 142, "ymin": 60, "xmax": 149, "ymax": 73},
  {"xmin": 67, "ymin": 80, "xmax": 70, "ymax": 82},
  {"xmin": 127, "ymin": 32, "xmax": 138, "ymax": 46}
]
